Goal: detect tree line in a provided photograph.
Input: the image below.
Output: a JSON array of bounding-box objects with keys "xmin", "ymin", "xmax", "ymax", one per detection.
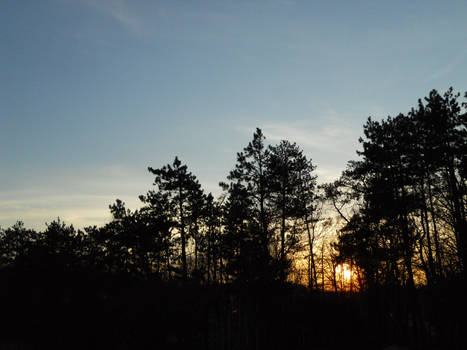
[
  {"xmin": 1, "ymin": 128, "xmax": 320, "ymax": 287},
  {"xmin": 1, "ymin": 88, "xmax": 466, "ymax": 349},
  {"xmin": 1, "ymin": 89, "xmax": 466, "ymax": 292}
]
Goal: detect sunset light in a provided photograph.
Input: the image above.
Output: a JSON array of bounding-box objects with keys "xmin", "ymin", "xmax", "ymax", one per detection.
[
  {"xmin": 1, "ymin": 1, "xmax": 466, "ymax": 349},
  {"xmin": 336, "ymin": 263, "xmax": 352, "ymax": 281}
]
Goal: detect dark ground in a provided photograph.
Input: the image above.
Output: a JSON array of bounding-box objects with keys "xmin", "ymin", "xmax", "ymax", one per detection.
[{"xmin": 0, "ymin": 270, "xmax": 465, "ymax": 350}]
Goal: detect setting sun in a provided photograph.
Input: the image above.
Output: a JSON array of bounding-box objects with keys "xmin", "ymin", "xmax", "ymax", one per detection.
[{"xmin": 336, "ymin": 264, "xmax": 352, "ymax": 281}]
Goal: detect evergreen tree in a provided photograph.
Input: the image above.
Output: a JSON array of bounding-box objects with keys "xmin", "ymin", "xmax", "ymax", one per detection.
[
  {"xmin": 148, "ymin": 156, "xmax": 203, "ymax": 280},
  {"xmin": 268, "ymin": 140, "xmax": 317, "ymax": 282},
  {"xmin": 220, "ymin": 128, "xmax": 276, "ymax": 282}
]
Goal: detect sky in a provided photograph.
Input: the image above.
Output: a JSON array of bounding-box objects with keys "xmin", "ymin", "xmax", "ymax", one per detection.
[{"xmin": 1, "ymin": 0, "xmax": 466, "ymax": 230}]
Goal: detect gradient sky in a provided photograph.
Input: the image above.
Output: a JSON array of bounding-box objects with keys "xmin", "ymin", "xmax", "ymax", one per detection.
[{"xmin": 1, "ymin": 0, "xmax": 466, "ymax": 229}]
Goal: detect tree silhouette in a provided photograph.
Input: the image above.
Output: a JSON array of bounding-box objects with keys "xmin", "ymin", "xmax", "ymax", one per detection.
[
  {"xmin": 268, "ymin": 140, "xmax": 317, "ymax": 282},
  {"xmin": 148, "ymin": 156, "xmax": 203, "ymax": 280},
  {"xmin": 333, "ymin": 89, "xmax": 467, "ymax": 287},
  {"xmin": 220, "ymin": 128, "xmax": 277, "ymax": 282}
]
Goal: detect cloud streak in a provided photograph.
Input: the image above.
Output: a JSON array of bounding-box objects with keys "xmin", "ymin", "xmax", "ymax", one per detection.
[
  {"xmin": 81, "ymin": 0, "xmax": 143, "ymax": 33},
  {"xmin": 0, "ymin": 193, "xmax": 143, "ymax": 230},
  {"xmin": 0, "ymin": 163, "xmax": 152, "ymax": 230},
  {"xmin": 424, "ymin": 48, "xmax": 467, "ymax": 82},
  {"xmin": 261, "ymin": 123, "xmax": 357, "ymax": 156},
  {"xmin": 238, "ymin": 114, "xmax": 363, "ymax": 183}
]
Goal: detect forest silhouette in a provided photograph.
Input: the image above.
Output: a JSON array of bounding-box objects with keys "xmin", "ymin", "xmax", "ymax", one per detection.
[{"xmin": 1, "ymin": 89, "xmax": 466, "ymax": 349}]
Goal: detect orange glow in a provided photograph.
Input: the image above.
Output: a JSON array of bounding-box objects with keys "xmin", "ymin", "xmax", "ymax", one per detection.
[{"xmin": 336, "ymin": 263, "xmax": 352, "ymax": 281}]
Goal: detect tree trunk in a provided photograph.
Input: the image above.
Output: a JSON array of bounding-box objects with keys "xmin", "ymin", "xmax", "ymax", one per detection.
[{"xmin": 179, "ymin": 185, "xmax": 188, "ymax": 280}]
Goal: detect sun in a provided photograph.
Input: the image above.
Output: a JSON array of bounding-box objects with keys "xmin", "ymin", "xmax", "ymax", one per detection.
[{"xmin": 336, "ymin": 264, "xmax": 352, "ymax": 281}]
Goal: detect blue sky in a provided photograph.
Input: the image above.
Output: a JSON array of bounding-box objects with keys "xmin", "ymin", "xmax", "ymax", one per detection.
[{"xmin": 1, "ymin": 0, "xmax": 466, "ymax": 229}]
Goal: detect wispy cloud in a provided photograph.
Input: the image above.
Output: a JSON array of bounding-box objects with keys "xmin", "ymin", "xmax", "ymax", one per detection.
[
  {"xmin": 261, "ymin": 123, "xmax": 356, "ymax": 155},
  {"xmin": 0, "ymin": 163, "xmax": 152, "ymax": 230},
  {"xmin": 238, "ymin": 112, "xmax": 363, "ymax": 183},
  {"xmin": 239, "ymin": 112, "xmax": 361, "ymax": 156},
  {"xmin": 81, "ymin": 0, "xmax": 143, "ymax": 33},
  {"xmin": 0, "ymin": 193, "xmax": 143, "ymax": 230},
  {"xmin": 424, "ymin": 48, "xmax": 467, "ymax": 82}
]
